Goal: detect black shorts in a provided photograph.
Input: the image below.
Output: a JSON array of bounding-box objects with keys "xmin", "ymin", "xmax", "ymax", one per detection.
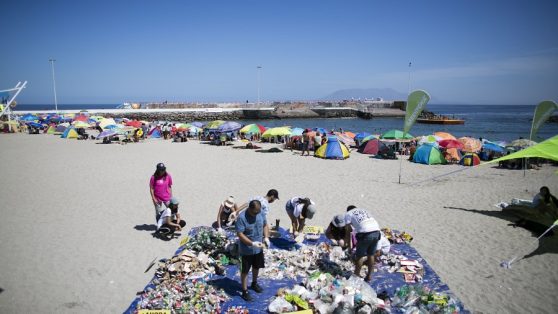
[{"xmin": 241, "ymin": 251, "xmax": 265, "ymax": 274}]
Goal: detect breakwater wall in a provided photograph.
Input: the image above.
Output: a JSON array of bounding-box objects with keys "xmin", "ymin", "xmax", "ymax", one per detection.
[{"xmin": 15, "ymin": 107, "xmax": 406, "ymax": 121}]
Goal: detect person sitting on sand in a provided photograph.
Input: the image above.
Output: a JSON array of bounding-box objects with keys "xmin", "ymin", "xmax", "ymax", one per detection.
[
  {"xmin": 156, "ymin": 197, "xmax": 186, "ymax": 238},
  {"xmin": 325, "ymin": 214, "xmax": 348, "ymax": 248},
  {"xmin": 216, "ymin": 196, "xmax": 239, "ymax": 230},
  {"xmin": 286, "ymin": 196, "xmax": 316, "ymax": 236},
  {"xmin": 501, "ymin": 186, "xmax": 558, "ymax": 227}
]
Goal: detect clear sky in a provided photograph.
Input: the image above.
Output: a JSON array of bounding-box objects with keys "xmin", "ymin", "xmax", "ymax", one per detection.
[{"xmin": 1, "ymin": 0, "xmax": 557, "ymax": 104}]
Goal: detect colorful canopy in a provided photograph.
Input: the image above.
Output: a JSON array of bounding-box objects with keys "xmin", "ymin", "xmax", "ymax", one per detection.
[
  {"xmin": 204, "ymin": 120, "xmax": 225, "ymax": 129},
  {"xmin": 240, "ymin": 124, "xmax": 266, "ymax": 134},
  {"xmin": 190, "ymin": 121, "xmax": 205, "ymax": 128},
  {"xmin": 458, "ymin": 137, "xmax": 482, "ymax": 152},
  {"xmin": 488, "ymin": 135, "xmax": 558, "ymax": 163},
  {"xmin": 99, "ymin": 118, "xmax": 117, "ymax": 129},
  {"xmin": 412, "ymin": 144, "xmax": 447, "ymax": 165},
  {"xmin": 72, "ymin": 121, "xmax": 90, "ymax": 129},
  {"xmin": 315, "ymin": 137, "xmax": 350, "ymax": 159},
  {"xmin": 418, "ymin": 135, "xmax": 440, "ymax": 146},
  {"xmin": 343, "ymin": 131, "xmax": 356, "ymax": 139},
  {"xmin": 126, "ymin": 120, "xmax": 143, "ymax": 128},
  {"xmin": 290, "ymin": 128, "xmax": 304, "ymax": 136},
  {"xmin": 215, "ymin": 121, "xmax": 242, "ymax": 132},
  {"xmin": 439, "ymin": 139, "xmax": 463, "ymax": 150},
  {"xmin": 73, "ymin": 115, "xmax": 88, "ymax": 122},
  {"xmin": 459, "ymin": 153, "xmax": 481, "ymax": 166},
  {"xmin": 97, "ymin": 130, "xmax": 117, "ymax": 139},
  {"xmin": 262, "ymin": 127, "xmax": 291, "ymax": 138},
  {"xmin": 434, "ymin": 132, "xmax": 456, "ymax": 140},
  {"xmin": 334, "ymin": 132, "xmax": 355, "ymax": 147},
  {"xmin": 380, "ymin": 129, "xmax": 414, "ymax": 140}
]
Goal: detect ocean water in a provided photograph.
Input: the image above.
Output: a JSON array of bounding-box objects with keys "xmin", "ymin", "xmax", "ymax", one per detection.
[{"xmin": 14, "ymin": 104, "xmax": 558, "ymax": 142}]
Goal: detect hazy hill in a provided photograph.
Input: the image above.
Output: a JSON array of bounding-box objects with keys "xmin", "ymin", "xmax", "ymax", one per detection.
[{"xmin": 323, "ymin": 88, "xmax": 408, "ymax": 101}]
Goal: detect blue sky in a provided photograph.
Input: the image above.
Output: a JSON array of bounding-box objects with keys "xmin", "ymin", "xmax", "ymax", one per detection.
[{"xmin": 1, "ymin": 0, "xmax": 557, "ymax": 104}]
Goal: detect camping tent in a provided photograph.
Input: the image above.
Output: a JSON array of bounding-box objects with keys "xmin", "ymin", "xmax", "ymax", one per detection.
[
  {"xmin": 357, "ymin": 139, "xmax": 388, "ymax": 155},
  {"xmin": 487, "ymin": 135, "xmax": 558, "ymax": 163},
  {"xmin": 412, "ymin": 144, "xmax": 447, "ymax": 165},
  {"xmin": 46, "ymin": 125, "xmax": 57, "ymax": 134},
  {"xmin": 148, "ymin": 128, "xmax": 162, "ymax": 138},
  {"xmin": 60, "ymin": 127, "xmax": 79, "ymax": 139},
  {"xmin": 459, "ymin": 153, "xmax": 481, "ymax": 166},
  {"xmin": 315, "ymin": 137, "xmax": 350, "ymax": 159}
]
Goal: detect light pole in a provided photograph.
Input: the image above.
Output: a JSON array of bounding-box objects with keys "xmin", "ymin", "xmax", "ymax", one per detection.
[
  {"xmin": 49, "ymin": 58, "xmax": 58, "ymax": 112},
  {"xmin": 257, "ymin": 66, "xmax": 262, "ymax": 106}
]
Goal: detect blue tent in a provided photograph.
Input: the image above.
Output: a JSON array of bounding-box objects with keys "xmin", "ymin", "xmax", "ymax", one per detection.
[
  {"xmin": 315, "ymin": 136, "xmax": 350, "ymax": 159},
  {"xmin": 149, "ymin": 128, "xmax": 162, "ymax": 138},
  {"xmin": 354, "ymin": 132, "xmax": 372, "ymax": 142},
  {"xmin": 20, "ymin": 113, "xmax": 38, "ymax": 121},
  {"xmin": 412, "ymin": 144, "xmax": 447, "ymax": 165},
  {"xmin": 482, "ymin": 142, "xmax": 506, "ymax": 153},
  {"xmin": 60, "ymin": 127, "xmax": 78, "ymax": 139}
]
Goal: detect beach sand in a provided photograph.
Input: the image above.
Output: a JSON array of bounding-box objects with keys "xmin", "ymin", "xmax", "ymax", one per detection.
[{"xmin": 0, "ymin": 133, "xmax": 557, "ymax": 313}]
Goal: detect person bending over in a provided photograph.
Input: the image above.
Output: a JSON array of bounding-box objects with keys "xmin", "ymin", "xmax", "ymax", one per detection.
[
  {"xmin": 285, "ymin": 196, "xmax": 316, "ymax": 236},
  {"xmin": 325, "ymin": 214, "xmax": 348, "ymax": 248},
  {"xmin": 345, "ymin": 206, "xmax": 381, "ymax": 282}
]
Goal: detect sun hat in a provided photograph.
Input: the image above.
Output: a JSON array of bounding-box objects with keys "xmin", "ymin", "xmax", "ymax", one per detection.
[
  {"xmin": 169, "ymin": 197, "xmax": 179, "ymax": 205},
  {"xmin": 332, "ymin": 214, "xmax": 346, "ymax": 228},
  {"xmin": 224, "ymin": 196, "xmax": 235, "ymax": 208},
  {"xmin": 156, "ymin": 163, "xmax": 166, "ymax": 171},
  {"xmin": 304, "ymin": 204, "xmax": 316, "ymax": 219}
]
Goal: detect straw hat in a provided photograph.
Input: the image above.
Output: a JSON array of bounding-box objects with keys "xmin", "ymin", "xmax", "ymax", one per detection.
[{"xmin": 224, "ymin": 196, "xmax": 235, "ymax": 208}]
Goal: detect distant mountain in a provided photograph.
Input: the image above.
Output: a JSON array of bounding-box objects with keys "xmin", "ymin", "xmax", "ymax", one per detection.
[{"xmin": 323, "ymin": 88, "xmax": 408, "ymax": 101}]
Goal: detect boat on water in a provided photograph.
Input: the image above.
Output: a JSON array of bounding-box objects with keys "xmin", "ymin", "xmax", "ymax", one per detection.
[{"xmin": 417, "ymin": 118, "xmax": 465, "ymax": 125}]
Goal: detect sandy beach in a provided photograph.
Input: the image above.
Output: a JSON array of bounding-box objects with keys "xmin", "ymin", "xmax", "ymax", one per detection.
[{"xmin": 0, "ymin": 133, "xmax": 557, "ymax": 313}]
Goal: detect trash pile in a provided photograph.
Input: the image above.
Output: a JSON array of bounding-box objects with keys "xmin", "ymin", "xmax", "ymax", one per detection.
[
  {"xmin": 268, "ymin": 272, "xmax": 387, "ymax": 314},
  {"xmin": 154, "ymin": 249, "xmax": 226, "ymax": 281},
  {"xmin": 135, "ymin": 278, "xmax": 230, "ymax": 313},
  {"xmin": 382, "ymin": 228, "xmax": 413, "ymax": 244},
  {"xmin": 183, "ymin": 226, "xmax": 230, "ymax": 258},
  {"xmin": 391, "ymin": 285, "xmax": 461, "ymax": 313}
]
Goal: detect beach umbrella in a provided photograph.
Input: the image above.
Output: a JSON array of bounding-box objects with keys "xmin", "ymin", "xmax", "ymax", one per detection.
[
  {"xmin": 190, "ymin": 121, "xmax": 205, "ymax": 128},
  {"xmin": 433, "ymin": 132, "xmax": 456, "ymax": 140},
  {"xmin": 176, "ymin": 123, "xmax": 192, "ymax": 129},
  {"xmin": 216, "ymin": 121, "xmax": 242, "ymax": 132},
  {"xmin": 412, "ymin": 144, "xmax": 447, "ymax": 165},
  {"xmin": 187, "ymin": 126, "xmax": 202, "ymax": 134},
  {"xmin": 89, "ymin": 115, "xmax": 104, "ymax": 122},
  {"xmin": 240, "ymin": 123, "xmax": 266, "ymax": 134},
  {"xmin": 290, "ymin": 127, "xmax": 304, "ymax": 136},
  {"xmin": 26, "ymin": 122, "xmax": 42, "ymax": 128},
  {"xmin": 64, "ymin": 113, "xmax": 76, "ymax": 118},
  {"xmin": 99, "ymin": 118, "xmax": 116, "ymax": 129},
  {"xmin": 20, "ymin": 113, "xmax": 38, "ymax": 121},
  {"xmin": 354, "ymin": 132, "xmax": 372, "ymax": 142},
  {"xmin": 315, "ymin": 136, "xmax": 350, "ymax": 159},
  {"xmin": 96, "ymin": 130, "xmax": 117, "ymax": 139},
  {"xmin": 459, "ymin": 153, "xmax": 481, "ymax": 166},
  {"xmin": 73, "ymin": 115, "xmax": 88, "ymax": 122},
  {"xmin": 508, "ymin": 138, "xmax": 536, "ymax": 149},
  {"xmin": 357, "ymin": 139, "xmax": 389, "ymax": 155},
  {"xmin": 60, "ymin": 122, "xmax": 70, "ymax": 127},
  {"xmin": 438, "ymin": 139, "xmax": 464, "ymax": 150},
  {"xmin": 380, "ymin": 129, "xmax": 414, "ymax": 140},
  {"xmin": 125, "ymin": 120, "xmax": 142, "ymax": 128},
  {"xmin": 73, "ymin": 121, "xmax": 90, "ymax": 129},
  {"xmin": 417, "ymin": 135, "xmax": 441, "ymax": 145},
  {"xmin": 262, "ymin": 127, "xmax": 292, "ymax": 138},
  {"xmin": 334, "ymin": 132, "xmax": 355, "ymax": 147},
  {"xmin": 343, "ymin": 131, "xmax": 356, "ymax": 139},
  {"xmin": 205, "ymin": 120, "xmax": 225, "ymax": 129},
  {"xmin": 482, "ymin": 141, "xmax": 506, "ymax": 153},
  {"xmin": 458, "ymin": 137, "xmax": 482, "ymax": 152},
  {"xmin": 104, "ymin": 124, "xmax": 119, "ymax": 130},
  {"xmin": 313, "ymin": 127, "xmax": 328, "ymax": 135}
]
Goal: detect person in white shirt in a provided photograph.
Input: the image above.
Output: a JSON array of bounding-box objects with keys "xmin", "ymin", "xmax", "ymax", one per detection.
[
  {"xmin": 157, "ymin": 197, "xmax": 186, "ymax": 239},
  {"xmin": 375, "ymin": 232, "xmax": 391, "ymax": 257},
  {"xmin": 285, "ymin": 196, "xmax": 316, "ymax": 236},
  {"xmin": 345, "ymin": 206, "xmax": 381, "ymax": 282},
  {"xmin": 237, "ymin": 189, "xmax": 280, "ymax": 219}
]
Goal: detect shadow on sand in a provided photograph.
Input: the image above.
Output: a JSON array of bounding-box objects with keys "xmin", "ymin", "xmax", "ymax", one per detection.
[{"xmin": 444, "ymin": 206, "xmax": 557, "ymax": 261}]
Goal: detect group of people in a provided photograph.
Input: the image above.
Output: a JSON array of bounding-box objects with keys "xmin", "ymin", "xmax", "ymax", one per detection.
[{"xmin": 148, "ymin": 163, "xmax": 387, "ymax": 301}]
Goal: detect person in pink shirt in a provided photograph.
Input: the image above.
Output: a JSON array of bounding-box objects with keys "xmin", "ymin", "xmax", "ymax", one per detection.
[{"xmin": 149, "ymin": 163, "xmax": 173, "ymax": 221}]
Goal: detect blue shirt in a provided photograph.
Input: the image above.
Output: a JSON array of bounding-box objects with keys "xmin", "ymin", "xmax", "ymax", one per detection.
[{"xmin": 236, "ymin": 210, "xmax": 267, "ymax": 256}]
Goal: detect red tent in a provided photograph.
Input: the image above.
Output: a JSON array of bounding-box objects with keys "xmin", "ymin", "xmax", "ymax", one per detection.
[{"xmin": 357, "ymin": 139, "xmax": 388, "ymax": 155}]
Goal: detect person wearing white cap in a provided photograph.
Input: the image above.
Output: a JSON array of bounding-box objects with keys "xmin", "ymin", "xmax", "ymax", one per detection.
[
  {"xmin": 285, "ymin": 196, "xmax": 316, "ymax": 236},
  {"xmin": 216, "ymin": 196, "xmax": 239, "ymax": 230},
  {"xmin": 325, "ymin": 214, "xmax": 348, "ymax": 248},
  {"xmin": 156, "ymin": 197, "xmax": 186, "ymax": 239}
]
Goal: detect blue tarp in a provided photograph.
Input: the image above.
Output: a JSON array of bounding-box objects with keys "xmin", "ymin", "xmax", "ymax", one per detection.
[{"xmin": 125, "ymin": 227, "xmax": 468, "ymax": 313}]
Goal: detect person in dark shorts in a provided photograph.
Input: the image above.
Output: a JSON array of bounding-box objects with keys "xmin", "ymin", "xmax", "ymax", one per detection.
[
  {"xmin": 236, "ymin": 200, "xmax": 270, "ymax": 301},
  {"xmin": 345, "ymin": 206, "xmax": 381, "ymax": 282}
]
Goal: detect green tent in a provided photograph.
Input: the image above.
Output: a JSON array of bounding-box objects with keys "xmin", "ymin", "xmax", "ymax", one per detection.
[
  {"xmin": 380, "ymin": 129, "xmax": 414, "ymax": 140},
  {"xmin": 487, "ymin": 135, "xmax": 558, "ymax": 163}
]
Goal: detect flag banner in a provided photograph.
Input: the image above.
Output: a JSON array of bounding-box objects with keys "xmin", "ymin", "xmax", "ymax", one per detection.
[
  {"xmin": 404, "ymin": 90, "xmax": 430, "ymax": 134},
  {"xmin": 530, "ymin": 100, "xmax": 557, "ymax": 141}
]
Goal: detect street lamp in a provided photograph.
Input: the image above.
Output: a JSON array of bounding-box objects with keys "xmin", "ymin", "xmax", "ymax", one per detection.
[
  {"xmin": 49, "ymin": 58, "xmax": 58, "ymax": 112},
  {"xmin": 257, "ymin": 66, "xmax": 262, "ymax": 106},
  {"xmin": 407, "ymin": 62, "xmax": 412, "ymax": 95}
]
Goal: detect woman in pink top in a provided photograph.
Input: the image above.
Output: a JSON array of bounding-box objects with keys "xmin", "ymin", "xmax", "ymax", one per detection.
[{"xmin": 149, "ymin": 163, "xmax": 173, "ymax": 221}]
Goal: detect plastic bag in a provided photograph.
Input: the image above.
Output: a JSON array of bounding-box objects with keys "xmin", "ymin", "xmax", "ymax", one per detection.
[{"xmin": 268, "ymin": 297, "xmax": 295, "ymax": 313}]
